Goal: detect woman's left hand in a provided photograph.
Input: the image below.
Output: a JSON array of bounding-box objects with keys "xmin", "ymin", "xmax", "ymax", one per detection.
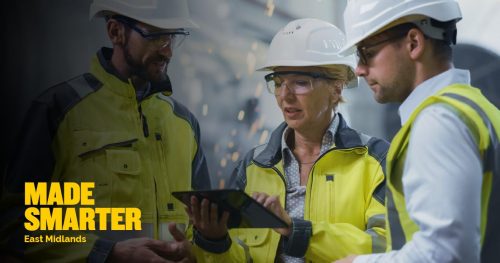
[{"xmin": 252, "ymin": 192, "xmax": 292, "ymax": 236}]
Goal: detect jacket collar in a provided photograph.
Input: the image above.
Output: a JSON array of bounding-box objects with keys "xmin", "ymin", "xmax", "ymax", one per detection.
[
  {"xmin": 253, "ymin": 113, "xmax": 366, "ymax": 167},
  {"xmin": 92, "ymin": 47, "xmax": 173, "ymax": 99}
]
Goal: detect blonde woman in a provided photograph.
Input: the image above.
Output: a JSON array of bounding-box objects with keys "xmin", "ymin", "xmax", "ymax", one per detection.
[{"xmin": 190, "ymin": 18, "xmax": 388, "ymax": 263}]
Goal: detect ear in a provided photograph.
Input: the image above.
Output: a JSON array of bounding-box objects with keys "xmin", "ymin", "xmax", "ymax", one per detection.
[
  {"xmin": 406, "ymin": 28, "xmax": 426, "ymax": 60},
  {"xmin": 329, "ymin": 81, "xmax": 343, "ymax": 101},
  {"xmin": 107, "ymin": 19, "xmax": 127, "ymax": 46},
  {"xmin": 331, "ymin": 80, "xmax": 343, "ymax": 95}
]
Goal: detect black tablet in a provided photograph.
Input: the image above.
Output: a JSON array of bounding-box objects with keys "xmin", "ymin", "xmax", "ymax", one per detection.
[{"xmin": 172, "ymin": 189, "xmax": 288, "ymax": 229}]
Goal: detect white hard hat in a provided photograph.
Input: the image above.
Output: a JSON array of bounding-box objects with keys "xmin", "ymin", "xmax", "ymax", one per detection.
[
  {"xmin": 339, "ymin": 0, "xmax": 462, "ymax": 55},
  {"xmin": 258, "ymin": 18, "xmax": 358, "ymax": 88},
  {"xmin": 89, "ymin": 0, "xmax": 198, "ymax": 29}
]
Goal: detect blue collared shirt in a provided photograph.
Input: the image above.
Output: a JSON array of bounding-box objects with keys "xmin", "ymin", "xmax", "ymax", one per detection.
[{"xmin": 280, "ymin": 113, "xmax": 339, "ymax": 263}]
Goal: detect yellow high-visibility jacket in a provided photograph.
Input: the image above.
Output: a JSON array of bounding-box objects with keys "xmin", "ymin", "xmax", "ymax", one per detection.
[
  {"xmin": 386, "ymin": 84, "xmax": 500, "ymax": 263},
  {"xmin": 1, "ymin": 47, "xmax": 210, "ymax": 262},
  {"xmin": 193, "ymin": 114, "xmax": 388, "ymax": 262}
]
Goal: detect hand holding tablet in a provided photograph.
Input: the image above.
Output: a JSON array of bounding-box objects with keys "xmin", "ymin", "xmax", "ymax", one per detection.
[{"xmin": 172, "ymin": 189, "xmax": 288, "ymax": 229}]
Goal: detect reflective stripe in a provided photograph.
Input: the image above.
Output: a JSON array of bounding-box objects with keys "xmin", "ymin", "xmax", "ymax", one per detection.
[
  {"xmin": 235, "ymin": 237, "xmax": 253, "ymax": 263},
  {"xmin": 442, "ymin": 93, "xmax": 500, "ymax": 263},
  {"xmin": 386, "ymin": 189, "xmax": 406, "ymax": 249},
  {"xmin": 67, "ymin": 75, "xmax": 95, "ymax": 99},
  {"xmin": 442, "ymin": 93, "xmax": 498, "ymax": 174},
  {"xmin": 159, "ymin": 222, "xmax": 187, "ymax": 241},
  {"xmin": 366, "ymin": 214, "xmax": 386, "ymax": 253}
]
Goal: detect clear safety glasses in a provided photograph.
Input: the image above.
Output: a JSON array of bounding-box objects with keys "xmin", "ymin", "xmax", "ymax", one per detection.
[
  {"xmin": 264, "ymin": 71, "xmax": 335, "ymax": 95},
  {"xmin": 114, "ymin": 16, "xmax": 190, "ymax": 50}
]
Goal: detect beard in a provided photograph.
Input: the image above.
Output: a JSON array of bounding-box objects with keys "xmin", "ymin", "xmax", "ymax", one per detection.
[
  {"xmin": 123, "ymin": 42, "xmax": 169, "ymax": 83},
  {"xmin": 374, "ymin": 59, "xmax": 415, "ymax": 104}
]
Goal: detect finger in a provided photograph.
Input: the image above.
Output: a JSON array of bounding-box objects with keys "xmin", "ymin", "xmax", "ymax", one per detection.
[
  {"xmin": 148, "ymin": 239, "xmax": 175, "ymax": 254},
  {"xmin": 220, "ymin": 211, "xmax": 230, "ymax": 226},
  {"xmin": 252, "ymin": 192, "xmax": 266, "ymax": 201},
  {"xmin": 168, "ymin": 222, "xmax": 186, "ymax": 242},
  {"xmin": 210, "ymin": 203, "xmax": 218, "ymax": 225},
  {"xmin": 149, "ymin": 239, "xmax": 187, "ymax": 261},
  {"xmin": 200, "ymin": 198, "xmax": 210, "ymax": 228},
  {"xmin": 263, "ymin": 196, "xmax": 275, "ymax": 208},
  {"xmin": 190, "ymin": 196, "xmax": 201, "ymax": 226},
  {"xmin": 252, "ymin": 192, "xmax": 268, "ymax": 204}
]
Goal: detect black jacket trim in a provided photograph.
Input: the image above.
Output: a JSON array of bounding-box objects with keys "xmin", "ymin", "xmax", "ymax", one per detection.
[
  {"xmin": 282, "ymin": 218, "xmax": 312, "ymax": 258},
  {"xmin": 193, "ymin": 229, "xmax": 232, "ymax": 254},
  {"xmin": 87, "ymin": 238, "xmax": 116, "ymax": 263}
]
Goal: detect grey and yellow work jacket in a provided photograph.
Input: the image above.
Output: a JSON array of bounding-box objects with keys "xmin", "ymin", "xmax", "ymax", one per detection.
[
  {"xmin": 193, "ymin": 114, "xmax": 388, "ymax": 262},
  {"xmin": 386, "ymin": 84, "xmax": 500, "ymax": 263},
  {"xmin": 1, "ymin": 47, "xmax": 210, "ymax": 262}
]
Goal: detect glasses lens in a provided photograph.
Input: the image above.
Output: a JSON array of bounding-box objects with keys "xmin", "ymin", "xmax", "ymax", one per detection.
[
  {"xmin": 147, "ymin": 33, "xmax": 188, "ymax": 49},
  {"xmin": 265, "ymin": 75, "xmax": 314, "ymax": 95},
  {"xmin": 265, "ymin": 77, "xmax": 281, "ymax": 94},
  {"xmin": 172, "ymin": 34, "xmax": 187, "ymax": 49},
  {"xmin": 290, "ymin": 77, "xmax": 313, "ymax": 94}
]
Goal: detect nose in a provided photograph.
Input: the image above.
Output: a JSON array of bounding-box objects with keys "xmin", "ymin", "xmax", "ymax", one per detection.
[
  {"xmin": 355, "ymin": 62, "xmax": 368, "ymax": 77},
  {"xmin": 158, "ymin": 44, "xmax": 173, "ymax": 58},
  {"xmin": 277, "ymin": 83, "xmax": 295, "ymax": 99}
]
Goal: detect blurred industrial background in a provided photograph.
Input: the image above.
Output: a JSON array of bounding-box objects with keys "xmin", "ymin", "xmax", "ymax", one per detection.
[{"xmin": 1, "ymin": 0, "xmax": 499, "ymax": 188}]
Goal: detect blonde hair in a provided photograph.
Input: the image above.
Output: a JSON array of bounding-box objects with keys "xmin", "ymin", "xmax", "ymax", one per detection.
[{"xmin": 316, "ymin": 65, "xmax": 355, "ymax": 104}]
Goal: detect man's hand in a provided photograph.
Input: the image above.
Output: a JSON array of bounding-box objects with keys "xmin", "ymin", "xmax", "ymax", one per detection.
[
  {"xmin": 166, "ymin": 222, "xmax": 195, "ymax": 262},
  {"xmin": 252, "ymin": 192, "xmax": 292, "ymax": 237},
  {"xmin": 185, "ymin": 195, "xmax": 230, "ymax": 240},
  {"xmin": 333, "ymin": 255, "xmax": 357, "ymax": 263},
  {"xmin": 108, "ymin": 223, "xmax": 194, "ymax": 263}
]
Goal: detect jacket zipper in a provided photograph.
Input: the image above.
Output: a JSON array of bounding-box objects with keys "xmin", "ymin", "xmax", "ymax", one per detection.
[
  {"xmin": 138, "ymin": 105, "xmax": 149, "ymax": 137},
  {"xmin": 271, "ymin": 166, "xmax": 288, "ymax": 210}
]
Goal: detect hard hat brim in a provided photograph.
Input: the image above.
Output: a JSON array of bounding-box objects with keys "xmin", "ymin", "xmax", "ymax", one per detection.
[{"xmin": 257, "ymin": 59, "xmax": 357, "ymax": 72}]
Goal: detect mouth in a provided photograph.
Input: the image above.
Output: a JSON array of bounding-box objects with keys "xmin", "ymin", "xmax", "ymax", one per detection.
[
  {"xmin": 151, "ymin": 61, "xmax": 168, "ymax": 72},
  {"xmin": 154, "ymin": 60, "xmax": 168, "ymax": 66},
  {"xmin": 367, "ymin": 81, "xmax": 379, "ymax": 89},
  {"xmin": 283, "ymin": 107, "xmax": 302, "ymax": 118}
]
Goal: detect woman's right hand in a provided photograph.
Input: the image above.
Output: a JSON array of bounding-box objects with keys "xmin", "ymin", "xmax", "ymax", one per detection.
[
  {"xmin": 252, "ymin": 192, "xmax": 292, "ymax": 237},
  {"xmin": 185, "ymin": 195, "xmax": 230, "ymax": 240}
]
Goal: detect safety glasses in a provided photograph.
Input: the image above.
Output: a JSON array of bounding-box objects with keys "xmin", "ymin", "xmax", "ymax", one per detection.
[
  {"xmin": 113, "ymin": 16, "xmax": 190, "ymax": 49},
  {"xmin": 356, "ymin": 33, "xmax": 407, "ymax": 65},
  {"xmin": 264, "ymin": 71, "xmax": 335, "ymax": 95}
]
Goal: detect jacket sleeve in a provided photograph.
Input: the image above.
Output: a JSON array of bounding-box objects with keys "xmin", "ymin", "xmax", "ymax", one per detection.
[
  {"xmin": 1, "ymin": 99, "xmax": 57, "ymax": 258},
  {"xmin": 190, "ymin": 111, "xmax": 211, "ymax": 191},
  {"xmin": 192, "ymin": 229, "xmax": 251, "ymax": 263},
  {"xmin": 1, "ymin": 100, "xmax": 107, "ymax": 262},
  {"xmin": 2, "ymin": 75, "xmax": 107, "ymax": 262}
]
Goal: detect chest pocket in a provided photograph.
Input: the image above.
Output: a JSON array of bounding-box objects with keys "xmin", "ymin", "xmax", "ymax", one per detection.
[
  {"xmin": 71, "ymin": 130, "xmax": 142, "ymax": 207},
  {"xmin": 231, "ymin": 228, "xmax": 278, "ymax": 262}
]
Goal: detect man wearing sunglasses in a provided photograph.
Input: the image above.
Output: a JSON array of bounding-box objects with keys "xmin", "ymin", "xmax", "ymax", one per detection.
[
  {"xmin": 188, "ymin": 18, "xmax": 388, "ymax": 263},
  {"xmin": 1, "ymin": 0, "xmax": 210, "ymax": 262},
  {"xmin": 335, "ymin": 0, "xmax": 500, "ymax": 263}
]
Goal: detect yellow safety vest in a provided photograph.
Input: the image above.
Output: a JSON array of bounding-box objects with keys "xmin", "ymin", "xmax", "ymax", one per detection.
[{"xmin": 385, "ymin": 84, "xmax": 500, "ymax": 262}]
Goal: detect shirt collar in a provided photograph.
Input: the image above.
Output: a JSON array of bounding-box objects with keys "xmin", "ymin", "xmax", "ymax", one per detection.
[
  {"xmin": 281, "ymin": 113, "xmax": 340, "ymax": 155},
  {"xmin": 398, "ymin": 68, "xmax": 471, "ymax": 125}
]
